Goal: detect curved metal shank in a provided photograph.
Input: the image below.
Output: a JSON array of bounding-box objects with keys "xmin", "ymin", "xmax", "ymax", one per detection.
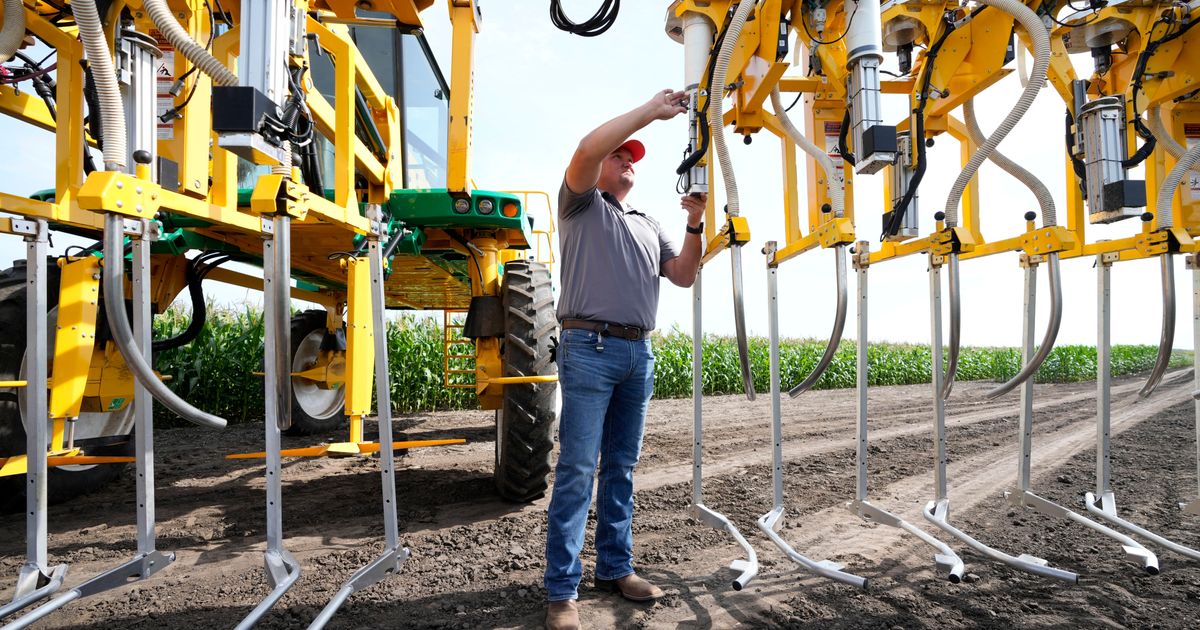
[
  {"xmin": 941, "ymin": 254, "xmax": 960, "ymax": 400},
  {"xmin": 986, "ymin": 253, "xmax": 1063, "ymax": 399},
  {"xmin": 731, "ymin": 245, "xmax": 755, "ymax": 400},
  {"xmin": 788, "ymin": 245, "xmax": 849, "ymax": 397},
  {"xmin": 102, "ymin": 214, "xmax": 227, "ymax": 429},
  {"xmin": 1139, "ymin": 253, "xmax": 1176, "ymax": 398}
]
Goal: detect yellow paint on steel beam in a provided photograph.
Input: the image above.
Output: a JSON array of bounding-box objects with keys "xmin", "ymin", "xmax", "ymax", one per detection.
[
  {"xmin": 446, "ymin": 1, "xmax": 480, "ymax": 194},
  {"xmin": 48, "ymin": 257, "xmax": 101, "ymax": 421},
  {"xmin": 211, "ymin": 26, "xmax": 241, "ymax": 210},
  {"xmin": 804, "ymin": 102, "xmax": 855, "ymax": 230},
  {"xmin": 344, "ymin": 255, "xmax": 374, "ymax": 418},
  {"xmin": 0, "ymin": 84, "xmax": 58, "ymax": 133},
  {"xmin": 471, "ymin": 237, "xmax": 504, "ymax": 410},
  {"xmin": 945, "ymin": 116, "xmax": 983, "ymax": 245},
  {"xmin": 93, "ymin": 344, "xmax": 136, "ymax": 414},
  {"xmin": 476, "ymin": 374, "xmax": 559, "ymax": 395}
]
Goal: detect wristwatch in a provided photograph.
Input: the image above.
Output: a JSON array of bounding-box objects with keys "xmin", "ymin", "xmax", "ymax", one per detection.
[{"xmin": 686, "ymin": 222, "xmax": 704, "ymax": 235}]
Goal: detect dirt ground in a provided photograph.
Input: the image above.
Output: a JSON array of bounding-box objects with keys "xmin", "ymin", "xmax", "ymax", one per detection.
[{"xmin": 2, "ymin": 369, "xmax": 1199, "ymax": 629}]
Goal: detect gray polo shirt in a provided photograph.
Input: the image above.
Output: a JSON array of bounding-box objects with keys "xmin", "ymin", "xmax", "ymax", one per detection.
[{"xmin": 556, "ymin": 181, "xmax": 680, "ymax": 330}]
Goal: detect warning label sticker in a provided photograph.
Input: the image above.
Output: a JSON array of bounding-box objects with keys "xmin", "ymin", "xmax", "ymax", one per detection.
[
  {"xmin": 152, "ymin": 30, "xmax": 175, "ymax": 140},
  {"xmin": 823, "ymin": 120, "xmax": 846, "ymax": 187}
]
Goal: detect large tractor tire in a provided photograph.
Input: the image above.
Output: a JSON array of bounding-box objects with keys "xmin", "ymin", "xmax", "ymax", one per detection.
[
  {"xmin": 494, "ymin": 260, "xmax": 558, "ymax": 502},
  {"xmin": 0, "ymin": 260, "xmax": 132, "ymax": 513},
  {"xmin": 286, "ymin": 309, "xmax": 348, "ymax": 435}
]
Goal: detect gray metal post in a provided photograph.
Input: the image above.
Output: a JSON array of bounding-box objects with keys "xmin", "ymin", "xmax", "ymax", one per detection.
[
  {"xmin": 235, "ymin": 215, "xmax": 301, "ymax": 630},
  {"xmin": 1084, "ymin": 254, "xmax": 1199, "ymax": 560},
  {"xmin": 755, "ymin": 242, "xmax": 866, "ymax": 590},
  {"xmin": 1097, "ymin": 254, "xmax": 1112, "ymax": 498},
  {"xmin": 855, "ymin": 262, "xmax": 868, "ymax": 502},
  {"xmin": 691, "ymin": 270, "xmax": 703, "ymax": 507},
  {"xmin": 929, "ymin": 259, "xmax": 947, "ymax": 501},
  {"xmin": 767, "ymin": 255, "xmax": 784, "ymax": 508},
  {"xmin": 265, "ymin": 216, "xmax": 290, "ymax": 546},
  {"xmin": 1017, "ymin": 259, "xmax": 1037, "ymax": 493},
  {"xmin": 23, "ymin": 222, "xmax": 48, "ymax": 576},
  {"xmin": 370, "ymin": 239, "xmax": 400, "ymax": 550},
  {"xmin": 1192, "ymin": 256, "xmax": 1200, "ymax": 509},
  {"xmin": 307, "ymin": 228, "xmax": 409, "ymax": 630},
  {"xmin": 7, "ymin": 219, "xmax": 66, "ymax": 614},
  {"xmin": 131, "ymin": 223, "xmax": 156, "ymax": 556}
]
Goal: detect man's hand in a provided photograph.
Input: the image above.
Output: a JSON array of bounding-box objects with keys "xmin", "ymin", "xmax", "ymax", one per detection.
[
  {"xmin": 646, "ymin": 89, "xmax": 688, "ymax": 121},
  {"xmin": 681, "ymin": 193, "xmax": 707, "ymax": 229}
]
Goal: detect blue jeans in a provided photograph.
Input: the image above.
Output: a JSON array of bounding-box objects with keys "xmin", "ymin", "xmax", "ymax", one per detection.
[{"xmin": 543, "ymin": 327, "xmax": 655, "ymax": 602}]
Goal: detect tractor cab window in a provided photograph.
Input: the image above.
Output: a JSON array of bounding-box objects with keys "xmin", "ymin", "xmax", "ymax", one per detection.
[
  {"xmin": 399, "ymin": 34, "xmax": 449, "ymax": 190},
  {"xmin": 348, "ymin": 14, "xmax": 450, "ymax": 190}
]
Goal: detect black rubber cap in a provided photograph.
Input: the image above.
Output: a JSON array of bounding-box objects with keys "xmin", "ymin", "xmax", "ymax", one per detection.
[
  {"xmin": 1141, "ymin": 212, "xmax": 1154, "ymax": 222},
  {"xmin": 821, "ymin": 203, "xmax": 832, "ymax": 214},
  {"xmin": 743, "ymin": 135, "xmax": 753, "ymax": 145},
  {"xmin": 133, "ymin": 150, "xmax": 152, "ymax": 164},
  {"xmin": 1024, "ymin": 211, "xmax": 1037, "ymax": 221},
  {"xmin": 925, "ymin": 137, "xmax": 936, "ymax": 148},
  {"xmin": 934, "ymin": 211, "xmax": 946, "ymax": 221}
]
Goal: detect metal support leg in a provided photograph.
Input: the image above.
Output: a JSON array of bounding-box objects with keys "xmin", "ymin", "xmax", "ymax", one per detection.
[
  {"xmin": 1004, "ymin": 258, "xmax": 1157, "ymax": 574},
  {"xmin": 757, "ymin": 247, "xmax": 867, "ymax": 589},
  {"xmin": 688, "ymin": 268, "xmax": 758, "ymax": 590},
  {"xmin": 1187, "ymin": 257, "xmax": 1200, "ymax": 516},
  {"xmin": 1086, "ymin": 255, "xmax": 1200, "ymax": 560},
  {"xmin": 236, "ymin": 215, "xmax": 302, "ymax": 630},
  {"xmin": 0, "ymin": 221, "xmax": 68, "ymax": 621},
  {"xmin": 843, "ymin": 251, "xmax": 963, "ymax": 583},
  {"xmin": 4, "ymin": 220, "xmax": 175, "ymax": 630},
  {"xmin": 308, "ymin": 217, "xmax": 409, "ymax": 629},
  {"xmin": 922, "ymin": 256, "xmax": 1077, "ymax": 583}
]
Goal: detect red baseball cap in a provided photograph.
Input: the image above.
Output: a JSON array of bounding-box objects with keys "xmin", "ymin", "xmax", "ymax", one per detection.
[{"xmin": 615, "ymin": 139, "xmax": 645, "ymax": 163}]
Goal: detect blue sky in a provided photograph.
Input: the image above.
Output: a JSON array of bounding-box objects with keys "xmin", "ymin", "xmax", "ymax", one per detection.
[{"xmin": 0, "ymin": 2, "xmax": 1190, "ymax": 350}]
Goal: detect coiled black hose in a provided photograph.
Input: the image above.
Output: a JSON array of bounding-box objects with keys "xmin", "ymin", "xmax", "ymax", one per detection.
[{"xmin": 550, "ymin": 0, "xmax": 620, "ymax": 37}]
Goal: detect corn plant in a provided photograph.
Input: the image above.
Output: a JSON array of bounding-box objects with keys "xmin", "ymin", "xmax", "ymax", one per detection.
[{"xmin": 150, "ymin": 306, "xmax": 1188, "ymax": 423}]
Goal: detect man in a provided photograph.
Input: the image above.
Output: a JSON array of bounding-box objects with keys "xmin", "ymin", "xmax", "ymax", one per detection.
[{"xmin": 544, "ymin": 89, "xmax": 705, "ymax": 630}]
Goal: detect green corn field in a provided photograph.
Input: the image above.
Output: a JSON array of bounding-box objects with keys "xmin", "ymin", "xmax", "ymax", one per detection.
[{"xmin": 151, "ymin": 306, "xmax": 1191, "ymax": 425}]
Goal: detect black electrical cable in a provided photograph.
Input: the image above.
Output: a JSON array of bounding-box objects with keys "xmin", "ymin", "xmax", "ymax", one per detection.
[
  {"xmin": 81, "ymin": 62, "xmax": 102, "ymax": 174},
  {"xmin": 550, "ymin": 0, "xmax": 619, "ymax": 37},
  {"xmin": 152, "ymin": 253, "xmax": 227, "ymax": 352},
  {"xmin": 675, "ymin": 7, "xmax": 735, "ymax": 181},
  {"xmin": 783, "ymin": 89, "xmax": 804, "ymax": 112},
  {"xmin": 1125, "ymin": 14, "xmax": 1199, "ymax": 168},
  {"xmin": 838, "ymin": 110, "xmax": 856, "ymax": 168},
  {"xmin": 881, "ymin": 11, "xmax": 965, "ymax": 241},
  {"xmin": 1044, "ymin": 10, "xmax": 1100, "ymax": 28},
  {"xmin": 800, "ymin": 2, "xmax": 861, "ymax": 47},
  {"xmin": 160, "ymin": 1, "xmax": 216, "ymax": 123},
  {"xmin": 1065, "ymin": 108, "xmax": 1088, "ymax": 195}
]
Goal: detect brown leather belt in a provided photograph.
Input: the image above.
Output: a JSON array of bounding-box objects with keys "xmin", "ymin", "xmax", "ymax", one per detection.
[{"xmin": 561, "ymin": 319, "xmax": 650, "ymax": 341}]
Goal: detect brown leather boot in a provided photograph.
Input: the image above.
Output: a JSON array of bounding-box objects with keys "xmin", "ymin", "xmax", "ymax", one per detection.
[
  {"xmin": 594, "ymin": 573, "xmax": 664, "ymax": 602},
  {"xmin": 545, "ymin": 599, "xmax": 580, "ymax": 630}
]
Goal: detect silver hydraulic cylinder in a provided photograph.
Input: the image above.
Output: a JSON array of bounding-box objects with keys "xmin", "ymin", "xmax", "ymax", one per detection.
[
  {"xmin": 118, "ymin": 28, "xmax": 161, "ymax": 179},
  {"xmin": 887, "ymin": 131, "xmax": 919, "ymax": 241},
  {"xmin": 1077, "ymin": 96, "xmax": 1146, "ymax": 223},
  {"xmin": 845, "ymin": 0, "xmax": 896, "ymax": 175},
  {"xmin": 681, "ymin": 10, "xmax": 714, "ymax": 195}
]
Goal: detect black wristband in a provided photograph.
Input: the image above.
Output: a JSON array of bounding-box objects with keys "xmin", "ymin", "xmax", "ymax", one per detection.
[{"xmin": 686, "ymin": 222, "xmax": 704, "ymax": 235}]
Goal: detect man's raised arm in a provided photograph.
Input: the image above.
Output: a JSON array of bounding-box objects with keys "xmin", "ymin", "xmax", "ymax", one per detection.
[{"xmin": 564, "ymin": 89, "xmax": 687, "ymax": 193}]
